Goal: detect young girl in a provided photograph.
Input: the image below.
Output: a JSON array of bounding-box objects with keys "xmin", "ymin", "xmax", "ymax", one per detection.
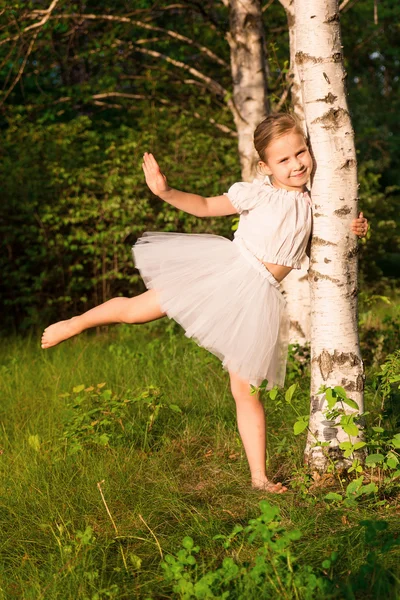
[{"xmin": 41, "ymin": 113, "xmax": 368, "ymax": 493}]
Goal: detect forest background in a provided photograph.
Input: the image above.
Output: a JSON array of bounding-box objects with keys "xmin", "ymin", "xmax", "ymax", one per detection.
[{"xmin": 0, "ymin": 0, "xmax": 399, "ymax": 331}]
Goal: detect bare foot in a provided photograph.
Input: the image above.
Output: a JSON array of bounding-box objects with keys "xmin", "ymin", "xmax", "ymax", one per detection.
[
  {"xmin": 41, "ymin": 317, "xmax": 82, "ymax": 349},
  {"xmin": 252, "ymin": 479, "xmax": 288, "ymax": 494}
]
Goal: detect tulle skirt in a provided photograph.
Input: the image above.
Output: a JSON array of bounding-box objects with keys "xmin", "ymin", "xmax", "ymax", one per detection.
[{"xmin": 132, "ymin": 232, "xmax": 289, "ymax": 388}]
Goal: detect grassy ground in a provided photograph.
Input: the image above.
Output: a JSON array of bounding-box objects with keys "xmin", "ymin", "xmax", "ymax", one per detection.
[{"xmin": 0, "ymin": 318, "xmax": 399, "ymax": 599}]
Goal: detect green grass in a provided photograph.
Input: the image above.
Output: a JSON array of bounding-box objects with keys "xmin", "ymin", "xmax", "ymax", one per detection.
[{"xmin": 0, "ymin": 322, "xmax": 399, "ymax": 599}]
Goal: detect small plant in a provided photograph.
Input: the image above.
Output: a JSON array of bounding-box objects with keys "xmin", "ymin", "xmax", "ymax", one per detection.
[
  {"xmin": 161, "ymin": 501, "xmax": 333, "ymax": 599},
  {"xmin": 60, "ymin": 383, "xmax": 182, "ymax": 454},
  {"xmin": 161, "ymin": 501, "xmax": 400, "ymax": 599}
]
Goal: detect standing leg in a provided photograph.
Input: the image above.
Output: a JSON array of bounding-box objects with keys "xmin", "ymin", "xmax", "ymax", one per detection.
[
  {"xmin": 41, "ymin": 290, "xmax": 165, "ymax": 349},
  {"xmin": 229, "ymin": 371, "xmax": 287, "ymax": 492}
]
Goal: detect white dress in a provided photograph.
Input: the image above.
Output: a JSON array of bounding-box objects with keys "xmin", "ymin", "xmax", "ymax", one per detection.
[{"xmin": 132, "ymin": 178, "xmax": 312, "ymax": 388}]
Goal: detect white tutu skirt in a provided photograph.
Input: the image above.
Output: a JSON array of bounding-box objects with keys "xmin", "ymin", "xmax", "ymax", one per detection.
[{"xmin": 132, "ymin": 233, "xmax": 289, "ymax": 388}]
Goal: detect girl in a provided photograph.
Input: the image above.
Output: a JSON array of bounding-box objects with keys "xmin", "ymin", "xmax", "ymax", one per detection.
[{"xmin": 41, "ymin": 113, "xmax": 368, "ymax": 493}]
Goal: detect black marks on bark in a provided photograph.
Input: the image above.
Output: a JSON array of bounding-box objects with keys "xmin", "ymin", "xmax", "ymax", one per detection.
[
  {"xmin": 323, "ymin": 72, "xmax": 330, "ymax": 84},
  {"xmin": 316, "ymin": 92, "xmax": 338, "ymax": 104},
  {"xmin": 312, "ymin": 107, "xmax": 349, "ymax": 131},
  {"xmin": 332, "ymin": 52, "xmax": 342, "ymax": 62},
  {"xmin": 341, "ymin": 374, "xmax": 364, "ymax": 393},
  {"xmin": 309, "ymin": 269, "xmax": 340, "ymax": 284},
  {"xmin": 325, "ymin": 12, "xmax": 340, "ymax": 23},
  {"xmin": 243, "ymin": 13, "xmax": 259, "ymax": 30},
  {"xmin": 334, "ymin": 206, "xmax": 351, "ymax": 216},
  {"xmin": 319, "ymin": 349, "xmax": 333, "ymax": 380},
  {"xmin": 291, "ymin": 320, "xmax": 305, "ymax": 338},
  {"xmin": 340, "ymin": 159, "xmax": 356, "ymax": 170},
  {"xmin": 313, "ymin": 212, "xmax": 324, "ymax": 218},
  {"xmin": 324, "ymin": 257, "xmax": 331, "ymax": 263},
  {"xmin": 350, "ymin": 286, "xmax": 359, "ymax": 297},
  {"xmin": 313, "ymin": 236, "xmax": 337, "ymax": 246},
  {"xmin": 295, "ymin": 51, "xmax": 322, "ymax": 65},
  {"xmin": 318, "ymin": 349, "xmax": 362, "ymax": 381},
  {"xmin": 322, "ymin": 423, "xmax": 338, "ymax": 441},
  {"xmin": 311, "ymin": 394, "xmax": 323, "ymax": 414},
  {"xmin": 347, "ymin": 245, "xmax": 358, "ymax": 259}
]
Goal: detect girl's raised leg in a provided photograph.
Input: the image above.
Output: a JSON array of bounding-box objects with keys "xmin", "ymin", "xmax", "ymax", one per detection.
[
  {"xmin": 41, "ymin": 290, "xmax": 165, "ymax": 349},
  {"xmin": 229, "ymin": 371, "xmax": 287, "ymax": 493}
]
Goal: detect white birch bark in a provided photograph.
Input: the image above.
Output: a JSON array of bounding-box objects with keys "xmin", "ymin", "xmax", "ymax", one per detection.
[
  {"xmin": 294, "ymin": 0, "xmax": 364, "ymax": 470},
  {"xmin": 278, "ymin": 0, "xmax": 310, "ymax": 345},
  {"xmin": 228, "ymin": 0, "xmax": 269, "ymax": 182}
]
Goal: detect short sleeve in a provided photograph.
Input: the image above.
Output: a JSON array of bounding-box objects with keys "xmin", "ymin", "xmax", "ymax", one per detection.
[{"xmin": 224, "ymin": 180, "xmax": 267, "ymax": 214}]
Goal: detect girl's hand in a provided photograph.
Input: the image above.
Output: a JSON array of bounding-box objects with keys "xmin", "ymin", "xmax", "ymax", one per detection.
[
  {"xmin": 351, "ymin": 212, "xmax": 369, "ymax": 237},
  {"xmin": 142, "ymin": 152, "xmax": 171, "ymax": 197}
]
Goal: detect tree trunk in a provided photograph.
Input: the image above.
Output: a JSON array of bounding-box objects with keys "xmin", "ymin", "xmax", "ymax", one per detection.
[
  {"xmin": 228, "ymin": 0, "xmax": 269, "ymax": 182},
  {"xmin": 294, "ymin": 0, "xmax": 364, "ymax": 471},
  {"xmin": 278, "ymin": 0, "xmax": 310, "ymax": 345}
]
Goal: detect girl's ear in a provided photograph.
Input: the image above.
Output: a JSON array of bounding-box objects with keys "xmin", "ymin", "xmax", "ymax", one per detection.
[{"xmin": 258, "ymin": 160, "xmax": 272, "ymax": 176}]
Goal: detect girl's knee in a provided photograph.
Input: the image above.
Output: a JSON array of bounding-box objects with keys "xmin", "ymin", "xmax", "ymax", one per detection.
[{"xmin": 229, "ymin": 371, "xmax": 254, "ymax": 402}]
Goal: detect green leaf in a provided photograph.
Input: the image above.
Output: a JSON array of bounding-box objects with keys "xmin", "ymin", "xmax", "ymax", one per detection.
[
  {"xmin": 325, "ymin": 388, "xmax": 337, "ymax": 410},
  {"xmin": 342, "ymin": 423, "xmax": 359, "ymax": 437},
  {"xmin": 365, "ymin": 453, "xmax": 385, "ymax": 465},
  {"xmin": 334, "ymin": 386, "xmax": 348, "ymax": 399},
  {"xmin": 182, "ymin": 536, "xmax": 194, "ymax": 550},
  {"xmin": 339, "ymin": 441, "xmax": 353, "ymax": 450},
  {"xmin": 322, "ymin": 559, "xmax": 331, "ymax": 569},
  {"xmin": 353, "ymin": 441, "xmax": 367, "ymax": 450},
  {"xmin": 269, "ymin": 387, "xmax": 278, "ymax": 400},
  {"xmin": 73, "ymin": 384, "xmax": 85, "ymax": 394},
  {"xmin": 293, "ymin": 417, "xmax": 309, "ymax": 435},
  {"xmin": 285, "ymin": 383, "xmax": 297, "ymax": 404},
  {"xmin": 346, "ymin": 477, "xmax": 363, "ymax": 495},
  {"xmin": 129, "ymin": 553, "xmax": 142, "ymax": 570},
  {"xmin": 324, "ymin": 492, "xmax": 342, "ymax": 502},
  {"xmin": 169, "ymin": 404, "xmax": 182, "ymax": 413},
  {"xmin": 391, "ymin": 434, "xmax": 400, "ymax": 448},
  {"xmin": 341, "ymin": 397, "xmax": 359, "ymax": 410},
  {"xmin": 360, "ymin": 482, "xmax": 378, "ymax": 495}
]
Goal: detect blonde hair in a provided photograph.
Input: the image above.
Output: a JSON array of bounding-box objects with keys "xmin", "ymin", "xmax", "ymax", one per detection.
[{"xmin": 254, "ymin": 113, "xmax": 305, "ymax": 162}]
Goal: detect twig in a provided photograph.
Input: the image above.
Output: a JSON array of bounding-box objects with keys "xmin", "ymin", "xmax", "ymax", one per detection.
[
  {"xmin": 23, "ymin": 12, "xmax": 229, "ymax": 67},
  {"xmin": 1, "ymin": 30, "xmax": 38, "ymax": 104},
  {"xmin": 262, "ymin": 0, "xmax": 276, "ymax": 12},
  {"xmin": 97, "ymin": 479, "xmax": 128, "ymax": 571},
  {"xmin": 138, "ymin": 513, "xmax": 163, "ymax": 559}
]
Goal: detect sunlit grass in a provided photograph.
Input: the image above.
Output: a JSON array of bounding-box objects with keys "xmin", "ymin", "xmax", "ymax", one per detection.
[{"xmin": 0, "ymin": 321, "xmax": 399, "ymax": 598}]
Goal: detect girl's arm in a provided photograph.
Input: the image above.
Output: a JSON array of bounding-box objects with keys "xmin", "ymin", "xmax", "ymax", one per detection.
[{"xmin": 142, "ymin": 152, "xmax": 238, "ymax": 217}]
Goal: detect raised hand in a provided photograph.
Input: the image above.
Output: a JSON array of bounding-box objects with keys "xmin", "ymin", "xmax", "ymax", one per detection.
[
  {"xmin": 142, "ymin": 152, "xmax": 171, "ymax": 197},
  {"xmin": 351, "ymin": 211, "xmax": 369, "ymax": 237}
]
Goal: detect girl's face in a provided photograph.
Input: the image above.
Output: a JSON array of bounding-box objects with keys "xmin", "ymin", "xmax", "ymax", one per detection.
[{"xmin": 259, "ymin": 130, "xmax": 313, "ymax": 192}]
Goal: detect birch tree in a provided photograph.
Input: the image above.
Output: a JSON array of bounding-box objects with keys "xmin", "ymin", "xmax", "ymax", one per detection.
[
  {"xmin": 294, "ymin": 0, "xmax": 364, "ymax": 470},
  {"xmin": 226, "ymin": 0, "xmax": 269, "ymax": 180}
]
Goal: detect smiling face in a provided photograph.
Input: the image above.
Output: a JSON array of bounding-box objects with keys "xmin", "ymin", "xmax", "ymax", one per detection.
[{"xmin": 259, "ymin": 129, "xmax": 313, "ymax": 192}]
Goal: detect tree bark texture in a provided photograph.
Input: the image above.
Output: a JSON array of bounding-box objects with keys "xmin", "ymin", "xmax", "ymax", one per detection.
[
  {"xmin": 278, "ymin": 0, "xmax": 310, "ymax": 345},
  {"xmin": 294, "ymin": 0, "xmax": 364, "ymax": 471},
  {"xmin": 228, "ymin": 0, "xmax": 269, "ymax": 181}
]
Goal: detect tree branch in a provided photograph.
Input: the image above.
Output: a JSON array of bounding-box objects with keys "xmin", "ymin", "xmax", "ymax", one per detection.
[
  {"xmin": 20, "ymin": 12, "xmax": 229, "ymax": 68},
  {"xmin": 1, "ymin": 30, "xmax": 38, "ymax": 104}
]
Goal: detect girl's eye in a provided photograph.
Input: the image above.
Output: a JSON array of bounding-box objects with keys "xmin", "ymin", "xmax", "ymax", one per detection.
[
  {"xmin": 297, "ymin": 150, "xmax": 305, "ymax": 156},
  {"xmin": 279, "ymin": 159, "xmax": 288, "ymax": 163}
]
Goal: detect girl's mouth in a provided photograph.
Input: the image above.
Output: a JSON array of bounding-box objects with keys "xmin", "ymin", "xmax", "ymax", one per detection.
[{"xmin": 292, "ymin": 170, "xmax": 306, "ymax": 178}]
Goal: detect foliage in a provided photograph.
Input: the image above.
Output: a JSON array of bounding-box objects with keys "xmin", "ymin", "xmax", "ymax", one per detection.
[
  {"xmin": 0, "ymin": 325, "xmax": 399, "ymax": 598},
  {"xmin": 161, "ymin": 500, "xmax": 400, "ymax": 599},
  {"xmin": 61, "ymin": 382, "xmax": 181, "ymax": 454},
  {"xmin": 0, "ymin": 0, "xmax": 399, "ymax": 331},
  {"xmin": 0, "ymin": 110, "xmax": 237, "ymax": 330}
]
